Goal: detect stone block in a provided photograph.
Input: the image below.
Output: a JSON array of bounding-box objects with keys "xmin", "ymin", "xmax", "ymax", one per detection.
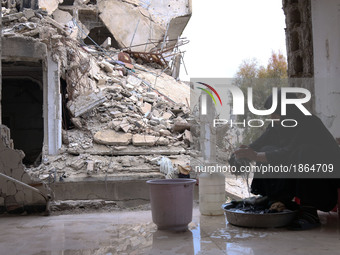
[
  {"xmin": 23, "ymin": 8, "xmax": 35, "ymax": 19},
  {"xmin": 132, "ymin": 134, "xmax": 157, "ymax": 146},
  {"xmin": 156, "ymin": 137, "xmax": 169, "ymax": 146},
  {"xmin": 183, "ymin": 130, "xmax": 193, "ymax": 144},
  {"xmin": 162, "ymin": 112, "xmax": 173, "ymax": 119},
  {"xmin": 101, "ymin": 61, "xmax": 115, "ymax": 73},
  {"xmin": 67, "ymin": 92, "xmax": 107, "ymax": 117},
  {"xmin": 172, "ymin": 119, "xmax": 190, "ymax": 133},
  {"xmin": 94, "ymin": 130, "xmax": 132, "ymax": 146}
]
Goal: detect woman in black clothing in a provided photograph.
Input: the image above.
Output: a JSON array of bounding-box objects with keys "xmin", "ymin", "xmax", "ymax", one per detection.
[{"xmin": 234, "ymin": 91, "xmax": 340, "ymax": 229}]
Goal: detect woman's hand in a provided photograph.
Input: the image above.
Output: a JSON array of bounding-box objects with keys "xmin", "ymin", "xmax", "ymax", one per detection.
[
  {"xmin": 234, "ymin": 145, "xmax": 268, "ymax": 163},
  {"xmin": 234, "ymin": 145, "xmax": 258, "ymax": 161}
]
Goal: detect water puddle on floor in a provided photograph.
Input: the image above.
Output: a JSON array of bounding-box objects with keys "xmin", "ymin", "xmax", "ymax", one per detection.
[{"xmin": 32, "ymin": 217, "xmax": 270, "ymax": 255}]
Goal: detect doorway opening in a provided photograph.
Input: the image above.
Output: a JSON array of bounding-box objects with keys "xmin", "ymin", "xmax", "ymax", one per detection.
[{"xmin": 2, "ymin": 61, "xmax": 43, "ymax": 166}]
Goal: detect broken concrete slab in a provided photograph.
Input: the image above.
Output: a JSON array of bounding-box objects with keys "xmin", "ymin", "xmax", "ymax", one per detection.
[
  {"xmin": 156, "ymin": 137, "xmax": 170, "ymax": 146},
  {"xmin": 132, "ymin": 134, "xmax": 157, "ymax": 146},
  {"xmin": 67, "ymin": 92, "xmax": 107, "ymax": 117},
  {"xmin": 67, "ymin": 144, "xmax": 185, "ymax": 156},
  {"xmin": 127, "ymin": 75, "xmax": 142, "ymax": 87},
  {"xmin": 44, "ymin": 16, "xmax": 69, "ymax": 35},
  {"xmin": 141, "ymin": 102, "xmax": 152, "ymax": 114},
  {"xmin": 23, "ymin": 9, "xmax": 35, "ymax": 20},
  {"xmin": 109, "ymin": 111, "xmax": 123, "ymax": 118},
  {"xmin": 39, "ymin": 0, "xmax": 64, "ymax": 15},
  {"xmin": 101, "ymin": 61, "xmax": 115, "ymax": 73},
  {"xmin": 94, "ymin": 130, "xmax": 132, "ymax": 146},
  {"xmin": 172, "ymin": 119, "xmax": 190, "ymax": 133},
  {"xmin": 119, "ymin": 118, "xmax": 132, "ymax": 133},
  {"xmin": 52, "ymin": 9, "xmax": 73, "ymax": 25},
  {"xmin": 98, "ymin": 0, "xmax": 164, "ymax": 52},
  {"xmin": 183, "ymin": 130, "xmax": 193, "ymax": 144},
  {"xmin": 162, "ymin": 112, "xmax": 173, "ymax": 120},
  {"xmin": 2, "ymin": 12, "xmax": 24, "ymax": 23}
]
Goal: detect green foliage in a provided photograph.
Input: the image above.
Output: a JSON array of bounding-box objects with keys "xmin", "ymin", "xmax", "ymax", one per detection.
[{"xmin": 233, "ymin": 51, "xmax": 288, "ymax": 145}]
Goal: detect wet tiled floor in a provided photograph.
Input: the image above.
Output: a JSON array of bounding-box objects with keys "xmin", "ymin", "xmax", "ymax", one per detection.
[{"xmin": 1, "ymin": 208, "xmax": 340, "ymax": 254}]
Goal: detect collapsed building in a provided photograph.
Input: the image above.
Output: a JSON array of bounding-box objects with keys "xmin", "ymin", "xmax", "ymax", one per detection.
[
  {"xmin": 0, "ymin": 0, "xmax": 193, "ymax": 212},
  {"xmin": 1, "ymin": 0, "xmax": 339, "ymax": 214}
]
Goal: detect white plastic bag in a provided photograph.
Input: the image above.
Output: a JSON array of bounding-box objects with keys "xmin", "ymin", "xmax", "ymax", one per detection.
[{"xmin": 158, "ymin": 157, "xmax": 175, "ymax": 179}]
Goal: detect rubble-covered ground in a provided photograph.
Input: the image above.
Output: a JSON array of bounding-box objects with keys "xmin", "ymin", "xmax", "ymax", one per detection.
[
  {"xmin": 1, "ymin": 2, "xmax": 250, "ymax": 201},
  {"xmin": 2, "ymin": 3, "xmax": 196, "ymax": 182}
]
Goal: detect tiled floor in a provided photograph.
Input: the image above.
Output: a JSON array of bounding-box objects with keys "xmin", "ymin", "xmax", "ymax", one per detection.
[{"xmin": 1, "ymin": 208, "xmax": 340, "ymax": 255}]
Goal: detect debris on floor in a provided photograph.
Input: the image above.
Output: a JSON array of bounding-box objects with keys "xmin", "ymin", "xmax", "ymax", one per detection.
[{"xmin": 0, "ymin": 1, "xmax": 195, "ymax": 184}]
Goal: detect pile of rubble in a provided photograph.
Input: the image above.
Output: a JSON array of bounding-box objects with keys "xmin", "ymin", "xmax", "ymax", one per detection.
[{"xmin": 1, "ymin": 2, "xmax": 195, "ymax": 181}]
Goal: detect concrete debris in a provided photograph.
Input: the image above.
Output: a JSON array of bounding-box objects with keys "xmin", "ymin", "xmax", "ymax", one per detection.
[
  {"xmin": 86, "ymin": 161, "xmax": 95, "ymax": 175},
  {"xmin": 98, "ymin": 0, "xmax": 191, "ymax": 52},
  {"xmin": 71, "ymin": 118, "xmax": 83, "ymax": 129},
  {"xmin": 100, "ymin": 61, "xmax": 115, "ymax": 73},
  {"xmin": 69, "ymin": 157, "xmax": 86, "ymax": 170},
  {"xmin": 23, "ymin": 9, "xmax": 35, "ymax": 20},
  {"xmin": 183, "ymin": 130, "xmax": 193, "ymax": 145},
  {"xmin": 1, "ymin": 1, "xmax": 194, "ymax": 183},
  {"xmin": 140, "ymin": 102, "xmax": 152, "ymax": 114},
  {"xmin": 2, "ymin": 12, "xmax": 24, "ymax": 24},
  {"xmin": 67, "ymin": 92, "xmax": 107, "ymax": 117},
  {"xmin": 172, "ymin": 118, "xmax": 191, "ymax": 133},
  {"xmin": 39, "ymin": 0, "xmax": 64, "ymax": 15},
  {"xmin": 94, "ymin": 130, "xmax": 132, "ymax": 146},
  {"xmin": 132, "ymin": 134, "xmax": 157, "ymax": 146},
  {"xmin": 0, "ymin": 125, "xmax": 48, "ymax": 212}
]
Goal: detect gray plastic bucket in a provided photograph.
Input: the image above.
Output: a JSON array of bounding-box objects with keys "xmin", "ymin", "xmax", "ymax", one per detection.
[{"xmin": 146, "ymin": 179, "xmax": 196, "ymax": 231}]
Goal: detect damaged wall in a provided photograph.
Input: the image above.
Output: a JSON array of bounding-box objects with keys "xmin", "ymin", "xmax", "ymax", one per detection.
[
  {"xmin": 97, "ymin": 0, "xmax": 191, "ymax": 51},
  {"xmin": 38, "ymin": 0, "xmax": 64, "ymax": 15},
  {"xmin": 284, "ymin": 0, "xmax": 340, "ymax": 138},
  {"xmin": 283, "ymin": 0, "xmax": 315, "ymax": 112},
  {"xmin": 2, "ymin": 37, "xmax": 62, "ymax": 155},
  {"xmin": 283, "ymin": 0, "xmax": 314, "ymax": 78},
  {"xmin": 0, "ymin": 125, "xmax": 48, "ymax": 212},
  {"xmin": 1, "ymin": 0, "xmax": 193, "ymax": 191}
]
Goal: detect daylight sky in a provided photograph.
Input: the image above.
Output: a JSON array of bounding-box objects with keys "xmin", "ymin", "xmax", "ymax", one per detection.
[{"xmin": 179, "ymin": 0, "xmax": 287, "ymax": 81}]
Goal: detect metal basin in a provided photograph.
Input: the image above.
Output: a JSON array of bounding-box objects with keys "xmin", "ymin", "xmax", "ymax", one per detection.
[{"xmin": 222, "ymin": 204, "xmax": 298, "ymax": 228}]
